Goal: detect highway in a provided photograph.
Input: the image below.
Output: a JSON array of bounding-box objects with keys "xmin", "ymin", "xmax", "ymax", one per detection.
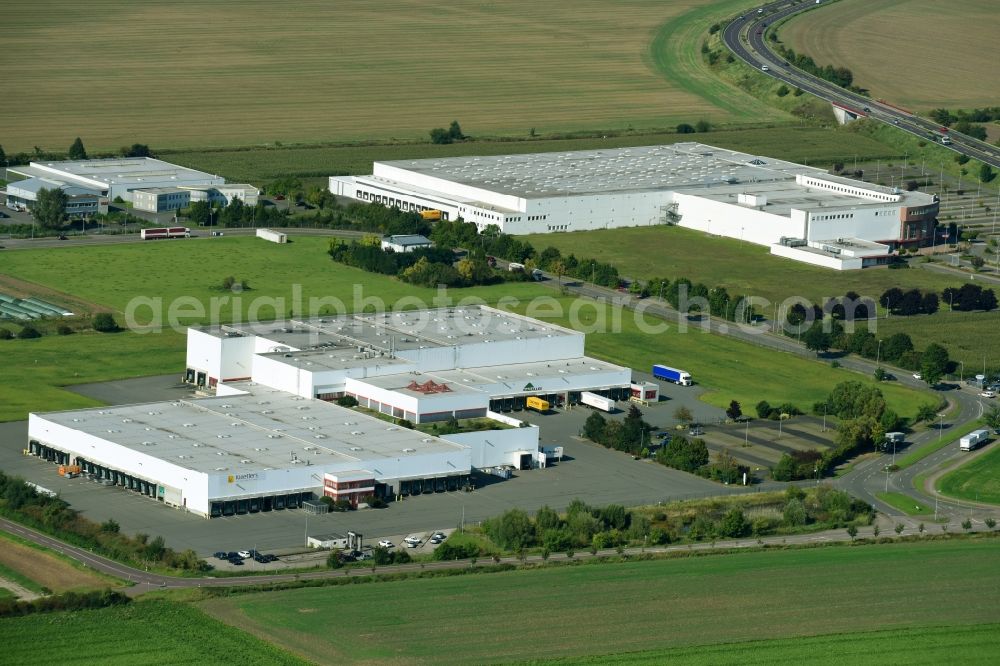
[{"xmin": 723, "ymin": 2, "xmax": 1000, "ymax": 169}]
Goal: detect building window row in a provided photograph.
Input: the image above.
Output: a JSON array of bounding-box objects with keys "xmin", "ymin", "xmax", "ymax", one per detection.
[
  {"xmin": 527, "ymin": 214, "xmax": 547, "ymax": 221},
  {"xmin": 547, "ymin": 224, "xmax": 568, "ymax": 231},
  {"xmin": 814, "ymin": 212, "xmax": 855, "ymax": 221}
]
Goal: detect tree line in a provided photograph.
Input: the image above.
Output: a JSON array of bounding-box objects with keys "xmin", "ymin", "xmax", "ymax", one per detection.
[
  {"xmin": 772, "ymin": 45, "xmax": 861, "ymax": 92},
  {"xmin": 881, "ymin": 285, "xmax": 996, "ymax": 315},
  {"xmin": 0, "ymin": 589, "xmax": 130, "ymax": 619},
  {"xmin": 0, "ymin": 470, "xmax": 207, "ymax": 572},
  {"xmin": 0, "ymin": 137, "xmax": 151, "ymax": 168}
]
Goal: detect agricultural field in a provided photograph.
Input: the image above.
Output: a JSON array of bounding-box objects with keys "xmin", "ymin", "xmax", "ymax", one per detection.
[
  {"xmin": 780, "ymin": 0, "xmax": 1000, "ymax": 110},
  {"xmin": 876, "ymin": 310, "xmax": 1000, "ymax": 370},
  {"xmin": 168, "ymin": 126, "xmax": 903, "ymax": 188},
  {"xmin": 503, "ymin": 297, "xmax": 931, "ymax": 419},
  {"xmin": 0, "ymin": 532, "xmax": 117, "ymax": 593},
  {"xmin": 4, "ymin": 0, "xmax": 771, "ymax": 154},
  {"xmin": 938, "ymin": 445, "xmax": 1000, "ymax": 505},
  {"xmin": 199, "ymin": 539, "xmax": 1000, "ymax": 665},
  {"xmin": 0, "ymin": 600, "xmax": 307, "ymax": 666}
]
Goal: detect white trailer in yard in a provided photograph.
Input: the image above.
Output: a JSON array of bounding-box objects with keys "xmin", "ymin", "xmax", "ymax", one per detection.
[
  {"xmin": 580, "ymin": 391, "xmax": 615, "ymax": 412},
  {"xmin": 960, "ymin": 429, "xmax": 990, "ymax": 452},
  {"xmin": 256, "ymin": 228, "xmax": 288, "ymax": 244}
]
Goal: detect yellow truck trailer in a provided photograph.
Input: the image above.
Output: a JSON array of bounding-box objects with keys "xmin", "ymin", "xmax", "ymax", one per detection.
[{"xmin": 526, "ymin": 396, "xmax": 550, "ymax": 412}]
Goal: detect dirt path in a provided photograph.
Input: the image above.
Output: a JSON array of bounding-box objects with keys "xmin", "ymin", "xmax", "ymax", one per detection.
[
  {"xmin": 0, "ymin": 576, "xmax": 43, "ymax": 602},
  {"xmin": 0, "ymin": 533, "xmax": 111, "ymax": 592},
  {"xmin": 0, "ymin": 273, "xmax": 105, "ymax": 316}
]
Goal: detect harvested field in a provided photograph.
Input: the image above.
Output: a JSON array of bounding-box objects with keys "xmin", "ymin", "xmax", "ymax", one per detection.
[
  {"xmin": 780, "ymin": 0, "xmax": 1000, "ymax": 110},
  {"xmin": 0, "ymin": 532, "xmax": 114, "ymax": 593},
  {"xmin": 3, "ymin": 0, "xmax": 762, "ymax": 153}
]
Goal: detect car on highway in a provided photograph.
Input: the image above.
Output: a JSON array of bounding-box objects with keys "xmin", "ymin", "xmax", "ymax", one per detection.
[
  {"xmin": 981, "ymin": 391, "xmax": 996, "ymax": 399},
  {"xmin": 913, "ymin": 373, "xmax": 922, "ymax": 380},
  {"xmin": 761, "ymin": 65, "xmax": 769, "ymax": 72},
  {"xmin": 377, "ymin": 539, "xmax": 394, "ymax": 548}
]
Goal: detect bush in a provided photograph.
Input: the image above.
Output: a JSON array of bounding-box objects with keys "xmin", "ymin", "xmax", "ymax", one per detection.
[
  {"xmin": 57, "ymin": 325, "xmax": 74, "ymax": 335},
  {"xmin": 92, "ymin": 312, "xmax": 119, "ymax": 332},
  {"xmin": 336, "ymin": 395, "xmax": 359, "ymax": 408},
  {"xmin": 676, "ymin": 123, "xmax": 696, "ymax": 134},
  {"xmin": 0, "ymin": 329, "xmax": 13, "ymax": 340},
  {"xmin": 17, "ymin": 326, "xmax": 41, "ymax": 339}
]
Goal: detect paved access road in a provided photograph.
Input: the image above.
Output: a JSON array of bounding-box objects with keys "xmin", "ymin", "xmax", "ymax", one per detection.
[
  {"xmin": 724, "ymin": 2, "xmax": 1000, "ymax": 169},
  {"xmin": 0, "ymin": 226, "xmax": 365, "ymax": 250}
]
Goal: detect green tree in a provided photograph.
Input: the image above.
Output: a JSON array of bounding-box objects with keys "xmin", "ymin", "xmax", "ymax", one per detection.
[
  {"xmin": 755, "ymin": 400, "xmax": 772, "ymax": 419},
  {"xmin": 673, "ymin": 406, "xmax": 693, "ymax": 424},
  {"xmin": 34, "ymin": 187, "xmax": 68, "ymax": 229},
  {"xmin": 448, "ymin": 120, "xmax": 465, "ymax": 141},
  {"xmin": 93, "ymin": 313, "xmax": 119, "ymax": 332},
  {"xmin": 920, "ymin": 343, "xmax": 950, "ymax": 386},
  {"xmin": 582, "ymin": 410, "xmax": 607, "ymax": 442},
  {"xmin": 961, "ymin": 518, "xmax": 972, "ymax": 533},
  {"xmin": 895, "ymin": 523, "xmax": 904, "ymax": 535},
  {"xmin": 983, "ymin": 406, "xmax": 1000, "ymax": 433},
  {"xmin": 725, "ymin": 400, "xmax": 742, "ymax": 421},
  {"xmin": 68, "ymin": 137, "xmax": 88, "ymax": 160},
  {"xmin": 326, "ymin": 551, "xmax": 343, "ymax": 569},
  {"xmin": 429, "ymin": 127, "xmax": 453, "ymax": 144},
  {"xmin": 18, "ymin": 325, "xmax": 41, "ymax": 339},
  {"xmin": 656, "ymin": 435, "xmax": 709, "ymax": 472},
  {"xmin": 783, "ymin": 498, "xmax": 807, "ymax": 526},
  {"xmin": 535, "ymin": 505, "xmax": 561, "ymax": 533},
  {"xmin": 802, "ymin": 324, "xmax": 831, "ymax": 355},
  {"xmin": 979, "ymin": 163, "xmax": 996, "ymax": 183},
  {"xmin": 676, "ymin": 123, "xmax": 696, "ymax": 134},
  {"xmin": 846, "ymin": 525, "xmax": 858, "ymax": 540},
  {"xmin": 489, "ymin": 508, "xmax": 534, "ymax": 551},
  {"xmin": 719, "ymin": 508, "xmax": 750, "ymax": 538}
]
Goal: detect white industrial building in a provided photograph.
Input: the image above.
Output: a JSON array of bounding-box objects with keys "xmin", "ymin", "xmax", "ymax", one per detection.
[
  {"xmin": 5, "ymin": 157, "xmax": 258, "ymax": 214},
  {"xmin": 28, "ymin": 306, "xmax": 636, "ymax": 518},
  {"xmin": 330, "ymin": 143, "xmax": 940, "ymax": 270}
]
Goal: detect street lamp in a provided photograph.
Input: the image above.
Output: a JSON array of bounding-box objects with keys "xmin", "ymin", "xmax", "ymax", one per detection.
[{"xmin": 876, "ymin": 339, "xmax": 883, "ymax": 369}]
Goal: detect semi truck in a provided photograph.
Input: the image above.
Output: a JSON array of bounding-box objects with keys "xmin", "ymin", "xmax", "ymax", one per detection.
[
  {"xmin": 960, "ymin": 429, "xmax": 990, "ymax": 452},
  {"xmin": 526, "ymin": 396, "xmax": 550, "ymax": 412},
  {"xmin": 652, "ymin": 364, "xmax": 693, "ymax": 386},
  {"xmin": 256, "ymin": 228, "xmax": 288, "ymax": 244},
  {"xmin": 140, "ymin": 226, "xmax": 190, "ymax": 240},
  {"xmin": 580, "ymin": 391, "xmax": 615, "ymax": 412}
]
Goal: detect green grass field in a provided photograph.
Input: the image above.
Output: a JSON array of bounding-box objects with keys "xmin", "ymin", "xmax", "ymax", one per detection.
[
  {"xmin": 896, "ymin": 420, "xmax": 989, "ymax": 470},
  {"xmin": 938, "ymin": 444, "xmax": 1000, "ymax": 505},
  {"xmin": 168, "ymin": 126, "xmax": 904, "ymax": 189},
  {"xmin": 505, "ymin": 297, "xmax": 930, "ymax": 418},
  {"xmin": 2, "ymin": 0, "xmax": 769, "ymax": 153},
  {"xmin": 522, "ymin": 226, "xmax": 963, "ymax": 307},
  {"xmin": 876, "ymin": 492, "xmax": 932, "ymax": 516},
  {"xmin": 200, "ymin": 539, "xmax": 1000, "ymax": 665},
  {"xmin": 0, "ymin": 331, "xmax": 185, "ymax": 422},
  {"xmin": 0, "ymin": 236, "xmax": 551, "ymax": 324},
  {"xmin": 534, "ymin": 624, "xmax": 1000, "ymax": 665},
  {"xmin": 0, "ymin": 600, "xmax": 306, "ymax": 666}
]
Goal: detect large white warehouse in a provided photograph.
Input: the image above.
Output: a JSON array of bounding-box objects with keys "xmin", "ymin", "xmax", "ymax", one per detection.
[
  {"xmin": 329, "ymin": 143, "xmax": 940, "ymax": 270},
  {"xmin": 28, "ymin": 306, "xmax": 635, "ymax": 518}
]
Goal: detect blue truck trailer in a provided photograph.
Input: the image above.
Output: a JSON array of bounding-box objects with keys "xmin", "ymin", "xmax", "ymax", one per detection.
[{"xmin": 652, "ymin": 364, "xmax": 692, "ymax": 386}]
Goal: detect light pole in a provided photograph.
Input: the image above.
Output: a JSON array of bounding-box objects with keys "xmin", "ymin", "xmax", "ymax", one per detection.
[
  {"xmin": 744, "ymin": 417, "xmax": 749, "ymax": 447},
  {"xmin": 876, "ymin": 339, "xmax": 883, "ymax": 369},
  {"xmin": 959, "ymin": 361, "xmax": 964, "ymax": 384}
]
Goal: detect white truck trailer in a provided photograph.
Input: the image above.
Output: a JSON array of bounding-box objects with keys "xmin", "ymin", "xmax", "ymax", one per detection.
[
  {"xmin": 580, "ymin": 391, "xmax": 615, "ymax": 412},
  {"xmin": 256, "ymin": 228, "xmax": 288, "ymax": 244},
  {"xmin": 960, "ymin": 429, "xmax": 990, "ymax": 452}
]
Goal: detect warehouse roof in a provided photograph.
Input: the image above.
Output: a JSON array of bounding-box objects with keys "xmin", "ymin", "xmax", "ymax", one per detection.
[
  {"xmin": 37, "ymin": 385, "xmax": 469, "ymax": 475},
  {"xmin": 374, "ymin": 143, "xmax": 937, "ymax": 209},
  {"xmin": 14, "ymin": 158, "xmax": 224, "ymax": 191},
  {"xmin": 421, "ymin": 357, "xmax": 630, "ymax": 393},
  {"xmin": 195, "ymin": 306, "xmax": 579, "ymax": 350},
  {"xmin": 7, "ymin": 177, "xmax": 101, "ymax": 198}
]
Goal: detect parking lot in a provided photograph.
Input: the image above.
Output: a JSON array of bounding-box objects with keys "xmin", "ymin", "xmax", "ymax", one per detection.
[{"xmin": 0, "ymin": 376, "xmax": 729, "ymax": 557}]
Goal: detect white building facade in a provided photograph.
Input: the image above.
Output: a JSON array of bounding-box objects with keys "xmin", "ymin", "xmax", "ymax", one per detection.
[{"xmin": 330, "ymin": 143, "xmax": 940, "ymax": 269}]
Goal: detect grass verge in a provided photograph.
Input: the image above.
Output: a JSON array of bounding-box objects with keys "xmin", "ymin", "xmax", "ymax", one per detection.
[
  {"xmin": 937, "ymin": 444, "xmax": 1000, "ymax": 505},
  {"xmin": 875, "ymin": 492, "xmax": 932, "ymax": 516},
  {"xmin": 895, "ymin": 419, "xmax": 987, "ymax": 470}
]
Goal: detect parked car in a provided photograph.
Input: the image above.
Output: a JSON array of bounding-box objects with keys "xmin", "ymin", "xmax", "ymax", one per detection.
[
  {"xmin": 226, "ymin": 551, "xmax": 239, "ymax": 560},
  {"xmin": 377, "ymin": 540, "xmax": 394, "ymax": 548},
  {"xmin": 214, "ymin": 551, "xmax": 228, "ymax": 560},
  {"xmin": 273, "ymin": 194, "xmax": 286, "ymax": 201},
  {"xmin": 230, "ymin": 558, "xmax": 244, "ymax": 566},
  {"xmin": 432, "ymin": 532, "xmax": 446, "ymax": 540},
  {"xmin": 404, "ymin": 536, "xmax": 421, "ymax": 545},
  {"xmin": 913, "ymin": 373, "xmax": 922, "ymax": 380},
  {"xmin": 429, "ymin": 537, "xmax": 443, "ymax": 545},
  {"xmin": 237, "ymin": 550, "xmax": 251, "ymax": 559},
  {"xmin": 981, "ymin": 391, "xmax": 996, "ymax": 399}
]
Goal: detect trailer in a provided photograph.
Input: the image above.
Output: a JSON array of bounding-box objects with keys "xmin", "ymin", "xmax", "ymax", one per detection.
[
  {"xmin": 960, "ymin": 429, "xmax": 990, "ymax": 452},
  {"xmin": 140, "ymin": 226, "xmax": 190, "ymax": 240},
  {"xmin": 526, "ymin": 396, "xmax": 549, "ymax": 412},
  {"xmin": 580, "ymin": 391, "xmax": 615, "ymax": 412},
  {"xmin": 652, "ymin": 364, "xmax": 692, "ymax": 386},
  {"xmin": 419, "ymin": 209, "xmax": 442, "ymax": 221},
  {"xmin": 256, "ymin": 228, "xmax": 288, "ymax": 244}
]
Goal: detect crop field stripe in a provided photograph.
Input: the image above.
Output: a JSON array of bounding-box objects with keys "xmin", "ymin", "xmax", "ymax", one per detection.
[
  {"xmin": 779, "ymin": 0, "xmax": 999, "ymax": 110},
  {"xmin": 198, "ymin": 539, "xmax": 1000, "ymax": 664},
  {"xmin": 0, "ymin": 600, "xmax": 308, "ymax": 666},
  {"xmin": 2, "ymin": 0, "xmax": 761, "ymax": 152}
]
